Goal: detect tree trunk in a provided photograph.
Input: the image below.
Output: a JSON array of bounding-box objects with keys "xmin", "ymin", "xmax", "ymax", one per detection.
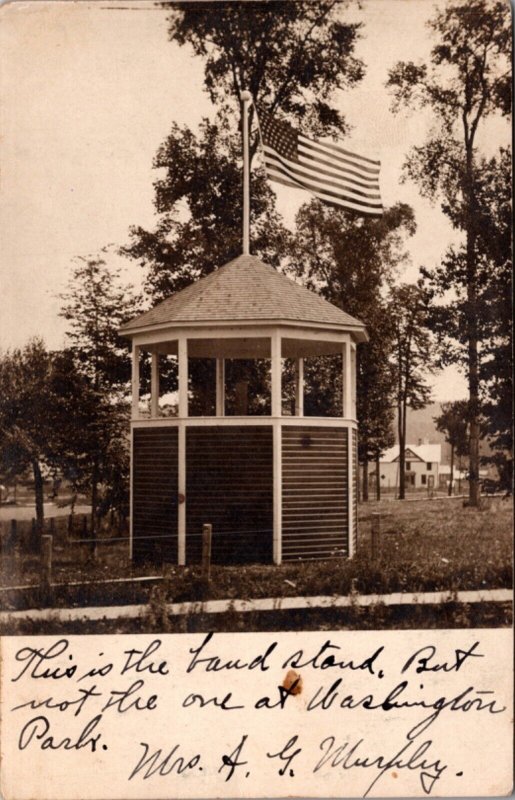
[
  {"xmin": 362, "ymin": 457, "xmax": 369, "ymax": 502},
  {"xmin": 375, "ymin": 453, "xmax": 381, "ymax": 501},
  {"xmin": 32, "ymin": 459, "xmax": 45, "ymax": 544},
  {"xmin": 398, "ymin": 399, "xmax": 406, "ymax": 500},
  {"xmin": 448, "ymin": 443, "xmax": 455, "ymax": 497},
  {"xmin": 90, "ymin": 456, "xmax": 99, "ymax": 559},
  {"xmin": 465, "ymin": 144, "xmax": 481, "ymax": 507}
]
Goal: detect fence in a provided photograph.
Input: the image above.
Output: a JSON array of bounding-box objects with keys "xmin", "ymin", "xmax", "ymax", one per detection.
[{"xmin": 0, "ymin": 512, "xmax": 129, "ymax": 553}]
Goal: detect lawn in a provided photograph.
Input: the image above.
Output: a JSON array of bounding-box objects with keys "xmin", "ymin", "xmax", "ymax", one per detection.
[{"xmin": 1, "ymin": 496, "xmax": 512, "ymax": 610}]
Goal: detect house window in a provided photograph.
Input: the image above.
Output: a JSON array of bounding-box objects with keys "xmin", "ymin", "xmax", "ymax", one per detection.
[
  {"xmin": 421, "ymin": 474, "xmax": 427, "ymax": 485},
  {"xmin": 427, "ymin": 462, "xmax": 432, "ymax": 470},
  {"xmin": 406, "ymin": 462, "xmax": 411, "ymax": 471}
]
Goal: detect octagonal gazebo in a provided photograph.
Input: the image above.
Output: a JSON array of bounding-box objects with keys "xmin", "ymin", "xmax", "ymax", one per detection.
[{"xmin": 120, "ymin": 254, "xmax": 367, "ymax": 565}]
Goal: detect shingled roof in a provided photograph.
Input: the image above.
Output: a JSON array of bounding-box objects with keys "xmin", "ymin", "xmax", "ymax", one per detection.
[{"xmin": 120, "ymin": 254, "xmax": 366, "ymax": 336}]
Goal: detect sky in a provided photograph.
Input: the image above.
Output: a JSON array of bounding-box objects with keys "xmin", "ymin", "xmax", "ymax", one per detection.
[{"xmin": 0, "ymin": 0, "xmax": 510, "ymax": 401}]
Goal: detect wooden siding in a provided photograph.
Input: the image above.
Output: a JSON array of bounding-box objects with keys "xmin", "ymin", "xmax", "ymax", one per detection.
[
  {"xmin": 282, "ymin": 426, "xmax": 348, "ymax": 560},
  {"xmin": 352, "ymin": 427, "xmax": 358, "ymax": 553},
  {"xmin": 132, "ymin": 427, "xmax": 179, "ymax": 562},
  {"xmin": 186, "ymin": 426, "xmax": 273, "ymax": 564}
]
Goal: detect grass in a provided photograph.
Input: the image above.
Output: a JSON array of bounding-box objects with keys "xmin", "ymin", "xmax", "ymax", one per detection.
[
  {"xmin": 2, "ymin": 602, "xmax": 511, "ymax": 636},
  {"xmin": 1, "ymin": 496, "xmax": 512, "ymax": 612}
]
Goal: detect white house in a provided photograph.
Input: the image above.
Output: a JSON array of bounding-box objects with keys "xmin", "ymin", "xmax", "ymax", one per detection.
[{"xmin": 378, "ymin": 443, "xmax": 442, "ymax": 491}]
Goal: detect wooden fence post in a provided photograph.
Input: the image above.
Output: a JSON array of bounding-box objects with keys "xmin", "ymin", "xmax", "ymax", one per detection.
[
  {"xmin": 30, "ymin": 518, "xmax": 37, "ymax": 551},
  {"xmin": 201, "ymin": 523, "xmax": 212, "ymax": 581},
  {"xmin": 49, "ymin": 517, "xmax": 55, "ymax": 536},
  {"xmin": 40, "ymin": 534, "xmax": 53, "ymax": 605},
  {"xmin": 371, "ymin": 513, "xmax": 381, "ymax": 560},
  {"xmin": 9, "ymin": 519, "xmax": 17, "ymax": 552},
  {"xmin": 82, "ymin": 515, "xmax": 88, "ymax": 536}
]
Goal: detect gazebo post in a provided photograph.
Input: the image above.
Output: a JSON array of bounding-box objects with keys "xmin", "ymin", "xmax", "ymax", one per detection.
[
  {"xmin": 271, "ymin": 331, "xmax": 282, "ymax": 564},
  {"xmin": 271, "ymin": 331, "xmax": 282, "ymax": 417},
  {"xmin": 345, "ymin": 338, "xmax": 355, "ymax": 557},
  {"xmin": 216, "ymin": 358, "xmax": 225, "ymax": 416},
  {"xmin": 295, "ymin": 358, "xmax": 304, "ymax": 416},
  {"xmin": 131, "ymin": 343, "xmax": 140, "ymax": 420},
  {"xmin": 178, "ymin": 336, "xmax": 188, "ymax": 565},
  {"xmin": 343, "ymin": 341, "xmax": 350, "ymax": 418},
  {"xmin": 351, "ymin": 344, "xmax": 357, "ymax": 418},
  {"xmin": 151, "ymin": 352, "xmax": 159, "ymax": 418}
]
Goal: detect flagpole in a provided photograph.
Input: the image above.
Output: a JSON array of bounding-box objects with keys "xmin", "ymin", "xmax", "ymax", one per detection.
[{"xmin": 241, "ymin": 90, "xmax": 252, "ymax": 255}]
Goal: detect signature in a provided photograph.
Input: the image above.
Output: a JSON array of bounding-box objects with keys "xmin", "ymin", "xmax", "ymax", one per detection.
[{"xmin": 314, "ymin": 726, "xmax": 448, "ymax": 796}]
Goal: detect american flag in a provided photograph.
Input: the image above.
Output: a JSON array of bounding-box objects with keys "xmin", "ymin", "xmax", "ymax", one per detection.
[{"xmin": 257, "ymin": 108, "xmax": 383, "ymax": 217}]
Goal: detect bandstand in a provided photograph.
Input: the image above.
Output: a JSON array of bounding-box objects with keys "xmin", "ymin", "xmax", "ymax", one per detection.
[{"xmin": 120, "ymin": 253, "xmax": 367, "ymax": 565}]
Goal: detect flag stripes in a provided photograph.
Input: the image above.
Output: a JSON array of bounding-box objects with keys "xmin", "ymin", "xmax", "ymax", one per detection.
[{"xmin": 257, "ymin": 108, "xmax": 383, "ymax": 216}]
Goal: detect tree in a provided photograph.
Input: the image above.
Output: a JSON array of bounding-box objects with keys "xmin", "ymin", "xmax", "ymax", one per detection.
[
  {"xmin": 59, "ymin": 257, "xmax": 141, "ymax": 539},
  {"xmin": 292, "ymin": 200, "xmax": 416, "ymax": 499},
  {"xmin": 389, "ymin": 284, "xmax": 434, "ymax": 500},
  {"xmin": 166, "ymin": 0, "xmax": 365, "ymax": 150},
  {"xmin": 0, "ymin": 341, "xmax": 93, "ymax": 538},
  {"xmin": 434, "ymin": 400, "xmax": 469, "ymax": 495},
  {"xmin": 125, "ymin": 0, "xmax": 366, "ymax": 300},
  {"xmin": 387, "ymin": 0, "xmax": 511, "ymax": 506},
  {"xmin": 124, "ymin": 119, "xmax": 291, "ymax": 302}
]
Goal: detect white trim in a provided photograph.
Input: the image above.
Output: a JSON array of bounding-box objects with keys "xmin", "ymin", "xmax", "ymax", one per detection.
[
  {"xmin": 273, "ymin": 420, "xmax": 282, "ymax": 565},
  {"xmin": 131, "ymin": 416, "xmax": 358, "ymax": 428},
  {"xmin": 178, "ymin": 336, "xmax": 188, "ymax": 419},
  {"xmin": 350, "ymin": 344, "xmax": 357, "ymax": 420},
  {"xmin": 151, "ymin": 352, "xmax": 159, "ymax": 418},
  {"xmin": 129, "ymin": 428, "xmax": 134, "ymax": 560},
  {"xmin": 271, "ymin": 330, "xmax": 282, "ymax": 417},
  {"xmin": 295, "ymin": 358, "xmax": 304, "ymax": 416},
  {"xmin": 123, "ymin": 318, "xmax": 367, "ymax": 343},
  {"xmin": 342, "ymin": 341, "xmax": 348, "ymax": 418},
  {"xmin": 131, "ymin": 343, "xmax": 140, "ymax": 419},
  {"xmin": 348, "ymin": 427, "xmax": 355, "ymax": 558},
  {"xmin": 215, "ymin": 358, "xmax": 225, "ymax": 416},
  {"xmin": 178, "ymin": 423, "xmax": 186, "ymax": 566}
]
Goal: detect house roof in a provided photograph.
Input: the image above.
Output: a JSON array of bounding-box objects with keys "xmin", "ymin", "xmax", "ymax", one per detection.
[
  {"xmin": 120, "ymin": 254, "xmax": 367, "ymax": 338},
  {"xmin": 381, "ymin": 444, "xmax": 442, "ymax": 464}
]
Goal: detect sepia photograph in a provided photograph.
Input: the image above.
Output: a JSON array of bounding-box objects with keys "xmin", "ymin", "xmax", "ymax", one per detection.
[
  {"xmin": 0, "ymin": 0, "xmax": 512, "ymax": 638},
  {"xmin": 0, "ymin": 2, "xmax": 513, "ymax": 798}
]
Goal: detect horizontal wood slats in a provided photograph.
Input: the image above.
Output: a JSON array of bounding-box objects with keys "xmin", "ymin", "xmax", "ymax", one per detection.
[
  {"xmin": 132, "ymin": 427, "xmax": 178, "ymax": 563},
  {"xmin": 186, "ymin": 426, "xmax": 273, "ymax": 564},
  {"xmin": 282, "ymin": 426, "xmax": 349, "ymax": 561}
]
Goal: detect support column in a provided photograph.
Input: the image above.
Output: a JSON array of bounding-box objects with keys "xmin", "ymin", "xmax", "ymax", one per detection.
[
  {"xmin": 131, "ymin": 343, "xmax": 140, "ymax": 420},
  {"xmin": 344, "ymin": 340, "xmax": 352, "ymax": 419},
  {"xmin": 178, "ymin": 336, "xmax": 188, "ymax": 419},
  {"xmin": 178, "ymin": 423, "xmax": 186, "ymax": 565},
  {"xmin": 177, "ymin": 336, "xmax": 188, "ymax": 566},
  {"xmin": 350, "ymin": 344, "xmax": 357, "ymax": 419},
  {"xmin": 151, "ymin": 352, "xmax": 159, "ymax": 418},
  {"xmin": 295, "ymin": 357, "xmax": 304, "ymax": 416},
  {"xmin": 348, "ymin": 426, "xmax": 355, "ymax": 558},
  {"xmin": 271, "ymin": 331, "xmax": 282, "ymax": 564},
  {"xmin": 273, "ymin": 421, "xmax": 282, "ymax": 565},
  {"xmin": 216, "ymin": 358, "xmax": 225, "ymax": 417},
  {"xmin": 271, "ymin": 330, "xmax": 282, "ymax": 417}
]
